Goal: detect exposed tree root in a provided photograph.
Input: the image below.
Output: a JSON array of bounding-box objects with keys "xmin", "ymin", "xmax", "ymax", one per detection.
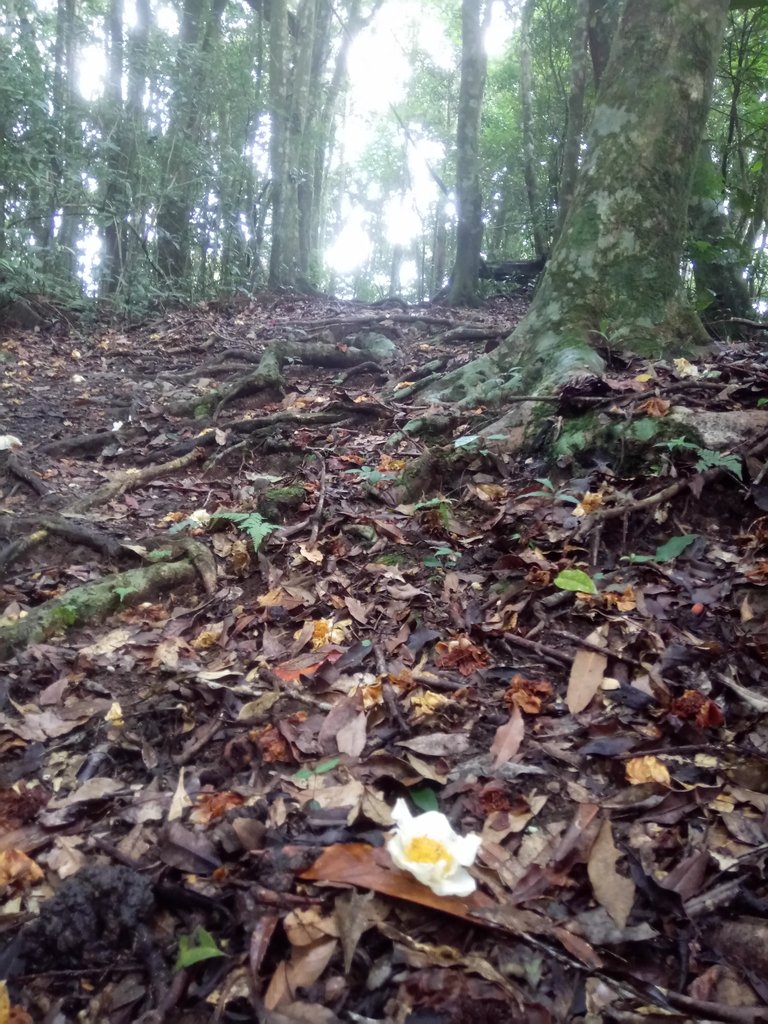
[{"xmin": 0, "ymin": 557, "xmax": 199, "ymax": 660}]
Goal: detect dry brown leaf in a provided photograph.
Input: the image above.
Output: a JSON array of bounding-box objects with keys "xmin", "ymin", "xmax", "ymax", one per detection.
[
  {"xmin": 625, "ymin": 755, "xmax": 671, "ymax": 787},
  {"xmin": 0, "ymin": 848, "xmax": 44, "ymax": 894},
  {"xmin": 566, "ymin": 625, "xmax": 608, "ymax": 714},
  {"xmin": 587, "ymin": 819, "xmax": 635, "ymax": 928},
  {"xmin": 263, "ymin": 936, "xmax": 338, "ymax": 1009},
  {"xmin": 397, "ymin": 733, "xmax": 470, "ymax": 757},
  {"xmin": 301, "ymin": 842, "xmax": 493, "ymax": 920},
  {"xmin": 490, "ymin": 706, "xmax": 524, "ymax": 768}
]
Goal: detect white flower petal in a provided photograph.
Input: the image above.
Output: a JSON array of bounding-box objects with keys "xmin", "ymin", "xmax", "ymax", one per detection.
[{"xmin": 385, "ymin": 800, "xmax": 481, "ymax": 897}]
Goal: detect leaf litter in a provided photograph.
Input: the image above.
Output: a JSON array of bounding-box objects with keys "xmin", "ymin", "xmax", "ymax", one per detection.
[{"xmin": 1, "ymin": 294, "xmax": 768, "ymax": 1021}]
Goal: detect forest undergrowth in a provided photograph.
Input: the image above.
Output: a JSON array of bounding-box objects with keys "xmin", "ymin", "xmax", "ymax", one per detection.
[{"xmin": 2, "ymin": 292, "xmax": 768, "ymax": 1024}]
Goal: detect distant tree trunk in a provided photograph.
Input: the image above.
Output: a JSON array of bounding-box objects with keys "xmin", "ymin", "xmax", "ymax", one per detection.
[
  {"xmin": 389, "ymin": 244, "xmax": 404, "ymax": 296},
  {"xmin": 156, "ymin": 0, "xmax": 225, "ymax": 285},
  {"xmin": 448, "ymin": 0, "xmax": 491, "ymax": 306},
  {"xmin": 268, "ymin": 0, "xmax": 291, "ymax": 287},
  {"xmin": 121, "ymin": 0, "xmax": 149, "ymax": 293},
  {"xmin": 432, "ymin": 208, "xmax": 448, "ymax": 296},
  {"xmin": 689, "ymin": 149, "xmax": 753, "ymax": 324},
  {"xmin": 519, "ymin": 0, "xmax": 546, "ymax": 258},
  {"xmin": 424, "ymin": 0, "xmax": 730, "ymax": 421},
  {"xmin": 556, "ymin": 0, "xmax": 589, "ymax": 240},
  {"xmin": 46, "ymin": 0, "xmax": 80, "ymax": 286},
  {"xmin": 269, "ymin": 0, "xmax": 378, "ymax": 290},
  {"xmin": 100, "ymin": 0, "xmax": 126, "ymax": 296}
]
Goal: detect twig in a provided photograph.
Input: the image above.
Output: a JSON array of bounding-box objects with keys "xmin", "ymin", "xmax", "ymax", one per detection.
[
  {"xmin": 374, "ymin": 643, "xmax": 410, "ymax": 734},
  {"xmin": 501, "ymin": 632, "xmax": 571, "ymax": 668},
  {"xmin": 308, "ymin": 460, "xmax": 327, "ymax": 546}
]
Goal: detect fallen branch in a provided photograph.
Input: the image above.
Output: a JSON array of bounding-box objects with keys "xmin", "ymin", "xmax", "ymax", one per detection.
[{"xmin": 0, "ymin": 558, "xmax": 198, "ymax": 660}]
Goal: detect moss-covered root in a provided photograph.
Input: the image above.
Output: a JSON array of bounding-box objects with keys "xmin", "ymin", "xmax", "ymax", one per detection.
[{"xmin": 0, "ymin": 559, "xmax": 198, "ymax": 660}]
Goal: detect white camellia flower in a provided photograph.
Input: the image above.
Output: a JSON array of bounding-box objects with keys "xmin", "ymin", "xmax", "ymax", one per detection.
[{"xmin": 386, "ymin": 798, "xmax": 481, "ymax": 897}]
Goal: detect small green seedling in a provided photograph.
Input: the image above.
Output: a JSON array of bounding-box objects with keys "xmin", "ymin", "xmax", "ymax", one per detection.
[
  {"xmin": 423, "ymin": 545, "xmax": 458, "ymax": 569},
  {"xmin": 554, "ymin": 569, "xmax": 598, "ymax": 595},
  {"xmin": 528, "ymin": 478, "xmax": 579, "ymax": 505},
  {"xmin": 174, "ymin": 927, "xmax": 225, "ymax": 972},
  {"xmin": 623, "ymin": 533, "xmax": 698, "ymax": 564},
  {"xmin": 294, "ymin": 757, "xmax": 341, "ymax": 780}
]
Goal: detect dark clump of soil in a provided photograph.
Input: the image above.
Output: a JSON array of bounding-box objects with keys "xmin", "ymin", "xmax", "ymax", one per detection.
[{"xmin": 20, "ymin": 864, "xmax": 155, "ymax": 969}]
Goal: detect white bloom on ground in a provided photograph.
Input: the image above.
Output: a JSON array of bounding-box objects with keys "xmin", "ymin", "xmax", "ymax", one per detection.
[
  {"xmin": 188, "ymin": 509, "xmax": 211, "ymax": 528},
  {"xmin": 386, "ymin": 798, "xmax": 481, "ymax": 896}
]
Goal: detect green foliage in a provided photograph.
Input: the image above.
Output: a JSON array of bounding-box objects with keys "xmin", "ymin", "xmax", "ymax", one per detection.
[
  {"xmin": 423, "ymin": 545, "xmax": 458, "ymax": 568},
  {"xmin": 294, "ymin": 757, "xmax": 341, "ymax": 780},
  {"xmin": 409, "ymin": 787, "xmax": 439, "ymax": 812},
  {"xmin": 657, "ymin": 438, "xmax": 742, "ymax": 477},
  {"xmin": 210, "ymin": 510, "xmax": 279, "ymax": 551},
  {"xmin": 623, "ymin": 534, "xmax": 698, "ymax": 564},
  {"xmin": 528, "ymin": 478, "xmax": 579, "ymax": 505},
  {"xmin": 554, "ymin": 569, "xmax": 598, "ymax": 595},
  {"xmin": 174, "ymin": 927, "xmax": 226, "ymax": 972}
]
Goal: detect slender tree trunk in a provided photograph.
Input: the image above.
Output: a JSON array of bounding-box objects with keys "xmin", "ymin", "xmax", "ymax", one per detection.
[
  {"xmin": 100, "ymin": 0, "xmax": 125, "ymax": 296},
  {"xmin": 556, "ymin": 0, "xmax": 589, "ymax": 240},
  {"xmin": 689, "ymin": 149, "xmax": 753, "ymax": 323},
  {"xmin": 448, "ymin": 0, "xmax": 491, "ymax": 306},
  {"xmin": 519, "ymin": 0, "xmax": 546, "ymax": 258},
  {"xmin": 268, "ymin": 0, "xmax": 290, "ymax": 287}
]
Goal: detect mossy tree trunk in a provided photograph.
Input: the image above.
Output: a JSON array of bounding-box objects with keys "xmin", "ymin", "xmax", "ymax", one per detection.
[
  {"xmin": 425, "ymin": 0, "xmax": 730, "ymax": 420},
  {"xmin": 447, "ymin": 0, "xmax": 491, "ymax": 307}
]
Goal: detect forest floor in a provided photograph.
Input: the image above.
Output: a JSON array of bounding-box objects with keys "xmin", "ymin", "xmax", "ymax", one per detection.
[{"xmin": 2, "ymin": 291, "xmax": 768, "ymax": 1024}]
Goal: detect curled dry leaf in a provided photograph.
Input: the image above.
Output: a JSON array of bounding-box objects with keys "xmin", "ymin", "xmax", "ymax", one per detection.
[{"xmin": 625, "ymin": 755, "xmax": 672, "ymax": 787}]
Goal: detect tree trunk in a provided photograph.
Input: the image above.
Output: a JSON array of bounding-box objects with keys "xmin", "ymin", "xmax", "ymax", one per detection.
[
  {"xmin": 586, "ymin": 0, "xmax": 618, "ymax": 88},
  {"xmin": 423, "ymin": 0, "xmax": 730, "ymax": 422},
  {"xmin": 689, "ymin": 149, "xmax": 753, "ymax": 325},
  {"xmin": 519, "ymin": 0, "xmax": 546, "ymax": 259},
  {"xmin": 447, "ymin": 0, "xmax": 490, "ymax": 306},
  {"xmin": 100, "ymin": 0, "xmax": 126, "ymax": 296},
  {"xmin": 555, "ymin": 0, "xmax": 589, "ymax": 240}
]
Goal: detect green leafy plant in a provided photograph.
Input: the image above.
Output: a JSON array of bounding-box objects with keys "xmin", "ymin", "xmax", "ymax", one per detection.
[
  {"xmin": 295, "ymin": 757, "xmax": 341, "ymax": 780},
  {"xmin": 409, "ymin": 787, "xmax": 439, "ymax": 812},
  {"xmin": 210, "ymin": 511, "xmax": 279, "ymax": 551},
  {"xmin": 623, "ymin": 534, "xmax": 698, "ymax": 564},
  {"xmin": 528, "ymin": 478, "xmax": 579, "ymax": 505},
  {"xmin": 345, "ymin": 465, "xmax": 396, "ymax": 485},
  {"xmin": 657, "ymin": 438, "xmax": 742, "ymax": 477},
  {"xmin": 174, "ymin": 927, "xmax": 226, "ymax": 972},
  {"xmin": 554, "ymin": 569, "xmax": 598, "ymax": 595},
  {"xmin": 423, "ymin": 545, "xmax": 458, "ymax": 569}
]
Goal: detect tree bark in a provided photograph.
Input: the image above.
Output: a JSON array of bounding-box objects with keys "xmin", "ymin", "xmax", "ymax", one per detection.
[
  {"xmin": 519, "ymin": 0, "xmax": 546, "ymax": 259},
  {"xmin": 423, "ymin": 0, "xmax": 730, "ymax": 421},
  {"xmin": 556, "ymin": 0, "xmax": 590, "ymax": 240},
  {"xmin": 448, "ymin": 0, "xmax": 491, "ymax": 306}
]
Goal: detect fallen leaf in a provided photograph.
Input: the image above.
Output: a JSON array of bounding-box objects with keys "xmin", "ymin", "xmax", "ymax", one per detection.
[
  {"xmin": 301, "ymin": 843, "xmax": 492, "ymax": 920},
  {"xmin": 625, "ymin": 755, "xmax": 671, "ymax": 787},
  {"xmin": 263, "ymin": 937, "xmax": 338, "ymax": 1010},
  {"xmin": 587, "ymin": 819, "xmax": 635, "ymax": 928},
  {"xmin": 490, "ymin": 706, "xmax": 524, "ymax": 768},
  {"xmin": 0, "ymin": 848, "xmax": 44, "ymax": 892},
  {"xmin": 566, "ymin": 625, "xmax": 608, "ymax": 713},
  {"xmin": 397, "ymin": 733, "xmax": 470, "ymax": 757}
]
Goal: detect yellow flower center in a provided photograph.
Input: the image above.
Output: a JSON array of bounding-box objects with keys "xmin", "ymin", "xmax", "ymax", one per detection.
[{"xmin": 403, "ymin": 836, "xmax": 453, "ymax": 867}]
